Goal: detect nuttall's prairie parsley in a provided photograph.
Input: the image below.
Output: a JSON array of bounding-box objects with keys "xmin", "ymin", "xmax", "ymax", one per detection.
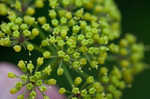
[{"xmin": 0, "ymin": 0, "xmax": 145, "ymax": 99}]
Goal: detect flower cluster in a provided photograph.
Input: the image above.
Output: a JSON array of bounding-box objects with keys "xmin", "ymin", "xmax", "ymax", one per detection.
[{"xmin": 0, "ymin": 0, "xmax": 145, "ymax": 99}]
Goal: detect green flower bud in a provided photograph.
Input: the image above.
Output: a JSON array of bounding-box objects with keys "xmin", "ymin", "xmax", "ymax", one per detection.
[
  {"xmin": 49, "ymin": 0, "xmax": 58, "ymax": 8},
  {"xmin": 15, "ymin": 17, "xmax": 23, "ymax": 25},
  {"xmin": 8, "ymin": 72, "xmax": 16, "ymax": 78},
  {"xmin": 13, "ymin": 45, "xmax": 22, "ymax": 52},
  {"xmin": 24, "ymin": 16, "xmax": 35, "ymax": 25},
  {"xmin": 43, "ymin": 65, "xmax": 52, "ymax": 75},
  {"xmin": 13, "ymin": 31, "xmax": 20, "ymax": 38},
  {"xmin": 17, "ymin": 60, "xmax": 27, "ymax": 72},
  {"xmin": 64, "ymin": 55, "xmax": 70, "ymax": 62},
  {"xmin": 34, "ymin": 72, "xmax": 42, "ymax": 79},
  {"xmin": 23, "ymin": 29, "xmax": 31, "ymax": 37},
  {"xmin": 36, "ymin": 80, "xmax": 43, "ymax": 86},
  {"xmin": 109, "ymin": 43, "xmax": 119, "ymax": 53},
  {"xmin": 62, "ymin": 0, "xmax": 71, "ymax": 7},
  {"xmin": 58, "ymin": 50, "xmax": 65, "ymax": 58},
  {"xmin": 47, "ymin": 78, "xmax": 56, "ymax": 85},
  {"xmin": 107, "ymin": 85, "xmax": 116, "ymax": 93},
  {"xmin": 101, "ymin": 75, "xmax": 109, "ymax": 84},
  {"xmin": 41, "ymin": 40, "xmax": 49, "ymax": 47},
  {"xmin": 73, "ymin": 25, "xmax": 80, "ymax": 33},
  {"xmin": 57, "ymin": 40, "xmax": 65, "ymax": 47},
  {"xmin": 49, "ymin": 10, "xmax": 56, "ymax": 19},
  {"xmin": 42, "ymin": 24, "xmax": 50, "ymax": 31},
  {"xmin": 17, "ymin": 94, "xmax": 24, "ymax": 99},
  {"xmin": 27, "ymin": 63, "xmax": 34, "ymax": 73},
  {"xmin": 125, "ymin": 34, "xmax": 136, "ymax": 44},
  {"xmin": 29, "ymin": 76, "xmax": 36, "ymax": 82},
  {"xmin": 0, "ymin": 3, "xmax": 8, "ymax": 15},
  {"xmin": 30, "ymin": 90, "xmax": 37, "ymax": 96},
  {"xmin": 93, "ymin": 82, "xmax": 104, "ymax": 92},
  {"xmin": 43, "ymin": 51, "xmax": 51, "ymax": 59},
  {"xmin": 26, "ymin": 83, "xmax": 34, "ymax": 90},
  {"xmin": 72, "ymin": 87, "xmax": 80, "ymax": 94},
  {"xmin": 38, "ymin": 17, "xmax": 47, "ymax": 24},
  {"xmin": 65, "ymin": 11, "xmax": 72, "ymax": 19},
  {"xmin": 120, "ymin": 48, "xmax": 128, "ymax": 56},
  {"xmin": 120, "ymin": 60, "xmax": 129, "ymax": 68},
  {"xmin": 57, "ymin": 68, "xmax": 64, "ymax": 76},
  {"xmin": 89, "ymin": 88, "xmax": 96, "ymax": 95},
  {"xmin": 90, "ymin": 61, "xmax": 98, "ymax": 68},
  {"xmin": 26, "ymin": 7, "xmax": 35, "ymax": 15},
  {"xmin": 10, "ymin": 88, "xmax": 19, "ymax": 94},
  {"xmin": 72, "ymin": 61, "xmax": 80, "ymax": 70},
  {"xmin": 86, "ymin": 76, "xmax": 94, "ymax": 84},
  {"xmin": 120, "ymin": 39, "xmax": 128, "ymax": 48},
  {"xmin": 80, "ymin": 58, "xmax": 87, "ymax": 66},
  {"xmin": 73, "ymin": 52, "xmax": 80, "ymax": 59},
  {"xmin": 78, "ymin": 34, "xmax": 85, "ymax": 41},
  {"xmin": 60, "ymin": 17, "xmax": 67, "ymax": 24},
  {"xmin": 35, "ymin": 0, "xmax": 44, "ymax": 8},
  {"xmin": 51, "ymin": 19, "xmax": 59, "ymax": 26},
  {"xmin": 40, "ymin": 86, "xmax": 47, "ymax": 92},
  {"xmin": 74, "ymin": 77, "xmax": 82, "ymax": 85},
  {"xmin": 37, "ymin": 57, "xmax": 44, "ymax": 66},
  {"xmin": 32, "ymin": 28, "xmax": 39, "ymax": 37},
  {"xmin": 123, "ymin": 69, "xmax": 133, "ymax": 84},
  {"xmin": 59, "ymin": 88, "xmax": 66, "ymax": 94},
  {"xmin": 20, "ymin": 75, "xmax": 28, "ymax": 82},
  {"xmin": 27, "ymin": 44, "xmax": 34, "ymax": 51},
  {"xmin": 15, "ymin": 0, "xmax": 21, "ymax": 11},
  {"xmin": 113, "ymin": 90, "xmax": 122, "ymax": 98},
  {"xmin": 100, "ymin": 67, "xmax": 108, "ymax": 75},
  {"xmin": 20, "ymin": 24, "xmax": 28, "ymax": 30},
  {"xmin": 15, "ymin": 82, "xmax": 23, "ymax": 89},
  {"xmin": 81, "ymin": 89, "xmax": 87, "ymax": 97}
]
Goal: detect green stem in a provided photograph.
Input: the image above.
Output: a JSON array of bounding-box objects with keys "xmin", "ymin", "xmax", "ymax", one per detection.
[
  {"xmin": 77, "ymin": 71, "xmax": 89, "ymax": 89},
  {"xmin": 34, "ymin": 44, "xmax": 45, "ymax": 53},
  {"xmin": 63, "ymin": 65, "xmax": 73, "ymax": 88},
  {"xmin": 77, "ymin": 70, "xmax": 89, "ymax": 78},
  {"xmin": 81, "ymin": 82, "xmax": 88, "ymax": 90}
]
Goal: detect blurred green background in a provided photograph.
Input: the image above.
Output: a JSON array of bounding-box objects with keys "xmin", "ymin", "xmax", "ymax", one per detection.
[
  {"xmin": 115, "ymin": 0, "xmax": 150, "ymax": 98},
  {"xmin": 0, "ymin": 0, "xmax": 150, "ymax": 98}
]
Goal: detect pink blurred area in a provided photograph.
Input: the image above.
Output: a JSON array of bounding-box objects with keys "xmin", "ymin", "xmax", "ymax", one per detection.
[{"xmin": 0, "ymin": 62, "xmax": 66, "ymax": 99}]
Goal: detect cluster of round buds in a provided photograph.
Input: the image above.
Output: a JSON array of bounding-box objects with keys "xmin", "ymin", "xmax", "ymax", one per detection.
[
  {"xmin": 0, "ymin": 0, "xmax": 145, "ymax": 99},
  {"xmin": 8, "ymin": 58, "xmax": 55, "ymax": 99}
]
